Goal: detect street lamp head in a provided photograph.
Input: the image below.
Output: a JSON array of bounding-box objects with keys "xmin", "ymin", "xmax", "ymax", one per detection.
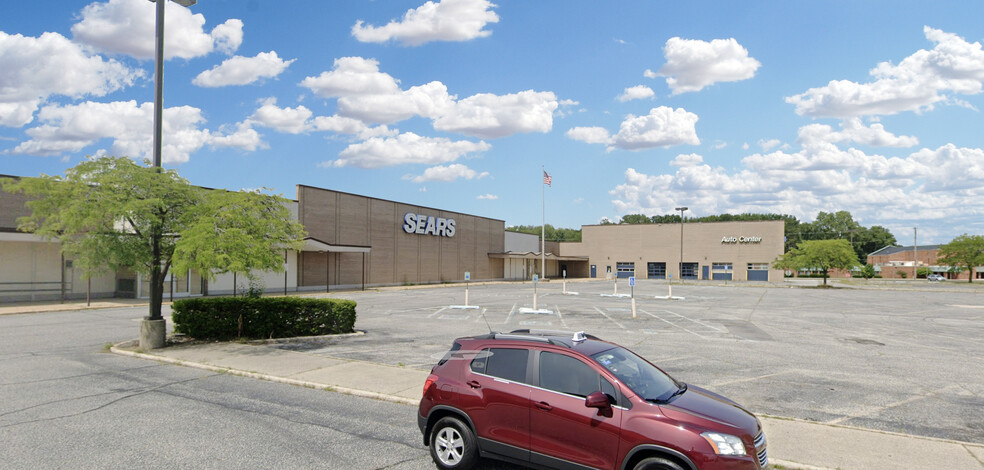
[{"xmin": 675, "ymin": 206, "xmax": 688, "ymax": 211}]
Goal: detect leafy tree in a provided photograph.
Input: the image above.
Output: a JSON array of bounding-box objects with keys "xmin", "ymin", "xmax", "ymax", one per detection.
[
  {"xmin": 1, "ymin": 156, "xmax": 307, "ymax": 322},
  {"xmin": 855, "ymin": 225, "xmax": 897, "ymax": 262},
  {"xmin": 916, "ymin": 267, "xmax": 932, "ymax": 279},
  {"xmin": 619, "ymin": 214, "xmax": 652, "ymax": 224},
  {"xmin": 772, "ymin": 239, "xmax": 860, "ymax": 286},
  {"xmin": 506, "ymin": 224, "xmax": 582, "ymax": 242},
  {"xmin": 860, "ymin": 264, "xmax": 876, "ymax": 279},
  {"xmin": 938, "ymin": 234, "xmax": 984, "ymax": 283}
]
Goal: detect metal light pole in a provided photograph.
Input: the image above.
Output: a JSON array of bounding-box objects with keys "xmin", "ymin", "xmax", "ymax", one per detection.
[
  {"xmin": 141, "ymin": 0, "xmax": 197, "ymax": 350},
  {"xmin": 913, "ymin": 227, "xmax": 918, "ymax": 280},
  {"xmin": 151, "ymin": 0, "xmax": 197, "ymax": 168},
  {"xmin": 675, "ymin": 206, "xmax": 688, "ymax": 281}
]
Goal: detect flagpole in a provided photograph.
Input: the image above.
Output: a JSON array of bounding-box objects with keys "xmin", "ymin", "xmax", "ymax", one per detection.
[{"xmin": 541, "ymin": 165, "xmax": 545, "ymax": 279}]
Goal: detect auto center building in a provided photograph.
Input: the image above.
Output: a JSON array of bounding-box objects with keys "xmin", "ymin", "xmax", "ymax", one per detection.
[
  {"xmin": 1, "ymin": 176, "xmax": 785, "ymax": 302},
  {"xmin": 556, "ymin": 221, "xmax": 785, "ymax": 282}
]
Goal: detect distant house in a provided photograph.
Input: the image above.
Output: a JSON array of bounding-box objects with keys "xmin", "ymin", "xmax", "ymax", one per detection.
[{"xmin": 867, "ymin": 245, "xmax": 982, "ymax": 280}]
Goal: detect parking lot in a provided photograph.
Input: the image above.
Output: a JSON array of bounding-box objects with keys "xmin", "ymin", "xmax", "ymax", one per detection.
[{"xmin": 280, "ymin": 279, "xmax": 984, "ymax": 444}]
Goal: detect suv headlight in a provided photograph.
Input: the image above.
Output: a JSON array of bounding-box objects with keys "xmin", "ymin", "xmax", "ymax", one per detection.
[{"xmin": 700, "ymin": 432, "xmax": 747, "ymax": 456}]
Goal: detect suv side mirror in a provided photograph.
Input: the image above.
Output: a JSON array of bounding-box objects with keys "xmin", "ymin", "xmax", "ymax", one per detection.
[{"xmin": 585, "ymin": 391, "xmax": 611, "ymax": 409}]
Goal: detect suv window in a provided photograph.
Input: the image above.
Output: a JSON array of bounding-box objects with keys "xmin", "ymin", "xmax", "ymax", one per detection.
[
  {"xmin": 470, "ymin": 348, "xmax": 529, "ymax": 383},
  {"xmin": 539, "ymin": 351, "xmax": 611, "ymax": 400}
]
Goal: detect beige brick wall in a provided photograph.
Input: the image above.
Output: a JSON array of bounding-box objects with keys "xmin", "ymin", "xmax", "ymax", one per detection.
[
  {"xmin": 297, "ymin": 185, "xmax": 504, "ymax": 287},
  {"xmin": 559, "ymin": 221, "xmax": 785, "ymax": 281}
]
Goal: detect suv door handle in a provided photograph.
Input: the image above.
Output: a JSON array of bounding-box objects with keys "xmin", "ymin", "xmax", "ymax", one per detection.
[
  {"xmin": 466, "ymin": 380, "xmax": 481, "ymax": 389},
  {"xmin": 535, "ymin": 401, "xmax": 553, "ymax": 411}
]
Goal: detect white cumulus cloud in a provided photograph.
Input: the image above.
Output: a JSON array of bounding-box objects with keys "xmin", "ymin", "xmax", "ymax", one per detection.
[
  {"xmin": 567, "ymin": 107, "xmax": 700, "ymax": 151},
  {"xmin": 477, "ymin": 193, "xmax": 498, "ymax": 200},
  {"xmin": 654, "ymin": 37, "xmax": 761, "ymax": 94},
  {"xmin": 433, "ymin": 90, "xmax": 558, "ymax": 138},
  {"xmin": 797, "ymin": 118, "xmax": 919, "ymax": 148},
  {"xmin": 193, "ymin": 51, "xmax": 295, "ymax": 87},
  {"xmin": 329, "ymin": 132, "xmax": 490, "ymax": 168},
  {"xmin": 247, "ymin": 98, "xmax": 313, "ymax": 134},
  {"xmin": 11, "ymin": 100, "xmax": 210, "ymax": 164},
  {"xmin": 71, "ymin": 0, "xmax": 243, "ymax": 60},
  {"xmin": 0, "ymin": 31, "xmax": 141, "ymax": 127},
  {"xmin": 607, "ymin": 120, "xmax": 984, "ymax": 238},
  {"xmin": 351, "ymin": 0, "xmax": 499, "ymax": 46},
  {"xmin": 566, "ymin": 126, "xmax": 611, "ymax": 145},
  {"xmin": 617, "ymin": 85, "xmax": 655, "ymax": 102},
  {"xmin": 610, "ymin": 107, "xmax": 700, "ymax": 150},
  {"xmin": 407, "ymin": 163, "xmax": 490, "ymax": 182},
  {"xmin": 786, "ymin": 26, "xmax": 984, "ymax": 118}
]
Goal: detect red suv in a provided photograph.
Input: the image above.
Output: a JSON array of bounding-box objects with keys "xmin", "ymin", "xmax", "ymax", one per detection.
[{"xmin": 418, "ymin": 330, "xmax": 767, "ymax": 470}]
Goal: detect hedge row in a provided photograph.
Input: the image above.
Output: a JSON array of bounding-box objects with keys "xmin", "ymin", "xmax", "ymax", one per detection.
[{"xmin": 171, "ymin": 297, "xmax": 357, "ymax": 340}]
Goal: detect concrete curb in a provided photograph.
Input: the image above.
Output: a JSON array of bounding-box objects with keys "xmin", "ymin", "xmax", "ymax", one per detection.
[{"xmin": 110, "ymin": 339, "xmax": 419, "ymax": 407}]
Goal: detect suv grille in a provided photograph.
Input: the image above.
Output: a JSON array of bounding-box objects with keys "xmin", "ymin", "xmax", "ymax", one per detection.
[{"xmin": 754, "ymin": 431, "xmax": 767, "ymax": 468}]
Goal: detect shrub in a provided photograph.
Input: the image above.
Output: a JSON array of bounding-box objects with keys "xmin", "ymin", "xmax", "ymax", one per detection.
[{"xmin": 172, "ymin": 297, "xmax": 357, "ymax": 340}]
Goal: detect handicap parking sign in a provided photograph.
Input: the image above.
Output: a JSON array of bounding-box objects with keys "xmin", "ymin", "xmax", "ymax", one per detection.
[
  {"xmin": 629, "ymin": 276, "xmax": 635, "ymax": 287},
  {"xmin": 532, "ymin": 274, "xmax": 539, "ymax": 283}
]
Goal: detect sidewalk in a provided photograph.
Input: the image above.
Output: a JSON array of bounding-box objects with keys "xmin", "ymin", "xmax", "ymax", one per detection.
[{"xmin": 112, "ymin": 339, "xmax": 984, "ymax": 470}]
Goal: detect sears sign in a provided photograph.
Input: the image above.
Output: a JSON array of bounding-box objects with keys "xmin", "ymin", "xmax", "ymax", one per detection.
[{"xmin": 403, "ymin": 213, "xmax": 456, "ymax": 237}]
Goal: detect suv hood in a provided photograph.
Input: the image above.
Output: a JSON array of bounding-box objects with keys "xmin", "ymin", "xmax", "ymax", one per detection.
[{"xmin": 658, "ymin": 385, "xmax": 758, "ymax": 433}]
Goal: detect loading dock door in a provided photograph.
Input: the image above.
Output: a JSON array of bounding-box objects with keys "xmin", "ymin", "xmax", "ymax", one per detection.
[
  {"xmin": 748, "ymin": 270, "xmax": 769, "ymax": 281},
  {"xmin": 747, "ymin": 263, "xmax": 769, "ymax": 281}
]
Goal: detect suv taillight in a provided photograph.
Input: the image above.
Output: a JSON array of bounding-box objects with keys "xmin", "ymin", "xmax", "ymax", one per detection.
[{"xmin": 423, "ymin": 374, "xmax": 439, "ymax": 397}]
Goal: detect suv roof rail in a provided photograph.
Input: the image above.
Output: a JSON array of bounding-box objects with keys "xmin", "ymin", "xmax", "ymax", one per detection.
[
  {"xmin": 492, "ymin": 333, "xmax": 552, "ymax": 344},
  {"xmin": 508, "ymin": 329, "xmax": 602, "ymax": 341}
]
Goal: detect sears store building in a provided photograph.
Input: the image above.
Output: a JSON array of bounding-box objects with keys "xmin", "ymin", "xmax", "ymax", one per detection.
[{"xmin": 1, "ymin": 177, "xmax": 785, "ymax": 302}]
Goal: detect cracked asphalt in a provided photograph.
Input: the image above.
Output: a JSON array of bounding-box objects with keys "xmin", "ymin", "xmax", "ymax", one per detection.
[
  {"xmin": 0, "ymin": 306, "xmax": 524, "ymax": 469},
  {"xmin": 294, "ymin": 279, "xmax": 984, "ymax": 444}
]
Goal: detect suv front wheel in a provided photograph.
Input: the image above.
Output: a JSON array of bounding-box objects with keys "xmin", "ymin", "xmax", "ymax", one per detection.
[
  {"xmin": 430, "ymin": 416, "xmax": 478, "ymax": 469},
  {"xmin": 633, "ymin": 456, "xmax": 685, "ymax": 470}
]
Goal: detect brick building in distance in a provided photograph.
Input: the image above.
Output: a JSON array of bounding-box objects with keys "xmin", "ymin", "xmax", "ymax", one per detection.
[{"xmin": 866, "ymin": 245, "xmax": 983, "ymax": 280}]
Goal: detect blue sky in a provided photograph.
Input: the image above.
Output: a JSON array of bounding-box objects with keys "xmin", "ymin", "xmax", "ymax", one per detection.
[{"xmin": 3, "ymin": 0, "xmax": 984, "ymax": 243}]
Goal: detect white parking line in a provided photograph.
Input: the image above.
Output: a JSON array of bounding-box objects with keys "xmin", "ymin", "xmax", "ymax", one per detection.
[
  {"xmin": 504, "ymin": 303, "xmax": 517, "ymax": 325},
  {"xmin": 824, "ymin": 385, "xmax": 964, "ymax": 425},
  {"xmin": 659, "ymin": 309, "xmax": 726, "ymax": 332},
  {"xmin": 427, "ymin": 307, "xmax": 448, "ymax": 319},
  {"xmin": 710, "ymin": 370, "xmax": 799, "ymax": 387},
  {"xmin": 473, "ymin": 308, "xmax": 489, "ymax": 323},
  {"xmin": 638, "ymin": 309, "xmax": 706, "ymax": 339},
  {"xmin": 555, "ymin": 305, "xmax": 569, "ymax": 328},
  {"xmin": 593, "ymin": 306, "xmax": 627, "ymax": 330}
]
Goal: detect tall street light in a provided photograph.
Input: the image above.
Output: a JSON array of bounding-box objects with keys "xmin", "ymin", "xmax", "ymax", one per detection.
[
  {"xmin": 151, "ymin": 0, "xmax": 197, "ymax": 169},
  {"xmin": 141, "ymin": 0, "xmax": 196, "ymax": 350},
  {"xmin": 675, "ymin": 206, "xmax": 688, "ymax": 281}
]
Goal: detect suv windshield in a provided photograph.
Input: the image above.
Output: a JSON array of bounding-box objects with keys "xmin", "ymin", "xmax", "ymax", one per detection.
[{"xmin": 591, "ymin": 346, "xmax": 681, "ymax": 402}]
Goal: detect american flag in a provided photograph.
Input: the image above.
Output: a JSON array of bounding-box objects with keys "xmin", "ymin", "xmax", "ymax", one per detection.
[{"xmin": 543, "ymin": 170, "xmax": 552, "ymax": 186}]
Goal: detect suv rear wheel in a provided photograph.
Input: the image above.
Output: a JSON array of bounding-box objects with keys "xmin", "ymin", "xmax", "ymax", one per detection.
[
  {"xmin": 429, "ymin": 416, "xmax": 478, "ymax": 469},
  {"xmin": 633, "ymin": 456, "xmax": 685, "ymax": 470}
]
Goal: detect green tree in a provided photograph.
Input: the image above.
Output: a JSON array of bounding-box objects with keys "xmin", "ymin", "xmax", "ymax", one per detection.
[
  {"xmin": 937, "ymin": 234, "xmax": 984, "ymax": 283},
  {"xmin": 1, "ymin": 156, "xmax": 307, "ymax": 322},
  {"xmin": 860, "ymin": 264, "xmax": 876, "ymax": 279},
  {"xmin": 855, "ymin": 225, "xmax": 897, "ymax": 262},
  {"xmin": 619, "ymin": 214, "xmax": 652, "ymax": 224},
  {"xmin": 772, "ymin": 239, "xmax": 860, "ymax": 286}
]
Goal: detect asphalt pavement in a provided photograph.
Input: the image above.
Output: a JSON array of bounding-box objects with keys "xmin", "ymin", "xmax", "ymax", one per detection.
[{"xmin": 109, "ymin": 334, "xmax": 984, "ymax": 470}]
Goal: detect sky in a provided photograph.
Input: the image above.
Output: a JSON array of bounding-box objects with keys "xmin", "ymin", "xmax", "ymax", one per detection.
[{"xmin": 3, "ymin": 0, "xmax": 984, "ymax": 244}]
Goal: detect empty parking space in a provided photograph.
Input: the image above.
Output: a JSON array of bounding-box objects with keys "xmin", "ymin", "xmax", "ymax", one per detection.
[{"xmin": 308, "ymin": 279, "xmax": 984, "ymax": 443}]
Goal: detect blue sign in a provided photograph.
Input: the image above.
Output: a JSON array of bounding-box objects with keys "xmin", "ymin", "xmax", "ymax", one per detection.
[
  {"xmin": 629, "ymin": 276, "xmax": 636, "ymax": 287},
  {"xmin": 464, "ymin": 271, "xmax": 471, "ymax": 281},
  {"xmin": 532, "ymin": 274, "xmax": 539, "ymax": 283}
]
